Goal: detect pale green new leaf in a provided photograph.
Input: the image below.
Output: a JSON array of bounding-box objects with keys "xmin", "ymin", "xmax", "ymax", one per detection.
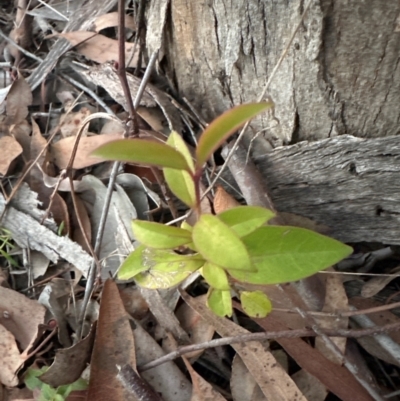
[
  {"xmin": 192, "ymin": 214, "xmax": 254, "ymax": 271},
  {"xmin": 195, "ymin": 102, "xmax": 273, "ymax": 168},
  {"xmin": 134, "ymin": 249, "xmax": 205, "ymax": 289},
  {"xmin": 164, "ymin": 132, "xmax": 196, "ymax": 207},
  {"xmin": 240, "ymin": 291, "xmax": 272, "ymax": 318},
  {"xmin": 218, "ymin": 206, "xmax": 275, "ymax": 237},
  {"xmin": 201, "ymin": 262, "xmax": 231, "ymax": 290},
  {"xmin": 92, "ymin": 139, "xmax": 191, "ymax": 171},
  {"xmin": 167, "ymin": 131, "xmax": 195, "ymax": 172},
  {"xmin": 228, "ymin": 226, "xmax": 353, "ymax": 284},
  {"xmin": 132, "ymin": 220, "xmax": 192, "ymax": 249},
  {"xmin": 118, "ymin": 245, "xmax": 148, "ymax": 280},
  {"xmin": 164, "ymin": 168, "xmax": 196, "ymax": 208},
  {"xmin": 207, "ymin": 288, "xmax": 232, "ymax": 317}
]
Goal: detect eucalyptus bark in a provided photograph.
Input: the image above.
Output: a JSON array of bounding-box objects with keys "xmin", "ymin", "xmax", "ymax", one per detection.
[{"xmin": 154, "ymin": 0, "xmax": 400, "ymax": 244}]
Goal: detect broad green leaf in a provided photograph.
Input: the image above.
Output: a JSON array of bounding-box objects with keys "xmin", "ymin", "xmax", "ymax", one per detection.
[
  {"xmin": 195, "ymin": 102, "xmax": 273, "ymax": 168},
  {"xmin": 24, "ymin": 367, "xmax": 47, "ymax": 390},
  {"xmin": 167, "ymin": 131, "xmax": 195, "ymax": 172},
  {"xmin": 218, "ymin": 206, "xmax": 275, "ymax": 237},
  {"xmin": 201, "ymin": 262, "xmax": 231, "ymax": 290},
  {"xmin": 228, "ymin": 226, "xmax": 353, "ymax": 284},
  {"xmin": 132, "ymin": 220, "xmax": 192, "ymax": 249},
  {"xmin": 181, "ymin": 221, "xmax": 198, "ymax": 251},
  {"xmin": 192, "ymin": 214, "xmax": 254, "ymax": 271},
  {"xmin": 181, "ymin": 221, "xmax": 193, "ymax": 231},
  {"xmin": 164, "ymin": 133, "xmax": 196, "ymax": 207},
  {"xmin": 207, "ymin": 288, "xmax": 232, "ymax": 317},
  {"xmin": 134, "ymin": 249, "xmax": 204, "ymax": 289},
  {"xmin": 164, "ymin": 168, "xmax": 196, "ymax": 208},
  {"xmin": 240, "ymin": 291, "xmax": 272, "ymax": 318},
  {"xmin": 118, "ymin": 245, "xmax": 148, "ymax": 280},
  {"xmin": 92, "ymin": 139, "xmax": 191, "ymax": 171}
]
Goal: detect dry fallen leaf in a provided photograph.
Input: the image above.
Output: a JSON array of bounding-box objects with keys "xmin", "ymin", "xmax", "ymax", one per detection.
[
  {"xmin": 0, "ymin": 136, "xmax": 22, "ymax": 176},
  {"xmin": 315, "ymin": 272, "xmax": 349, "ymax": 365},
  {"xmin": 5, "ymin": 73, "xmax": 32, "ymax": 125},
  {"xmin": 59, "ymin": 31, "xmax": 139, "ymax": 67},
  {"xmin": 258, "ymin": 314, "xmax": 374, "ymax": 401},
  {"xmin": 133, "ymin": 319, "xmax": 192, "ymax": 401},
  {"xmin": 59, "ymin": 107, "xmax": 91, "ymax": 138},
  {"xmin": 87, "ymin": 280, "xmax": 136, "ymax": 401},
  {"xmin": 50, "ymin": 133, "xmax": 122, "ymax": 169},
  {"xmin": 39, "ymin": 323, "xmax": 96, "ymax": 388},
  {"xmin": 94, "ymin": 12, "xmax": 136, "ymax": 32},
  {"xmin": 182, "ymin": 357, "xmax": 228, "ymax": 401},
  {"xmin": 213, "ymin": 185, "xmax": 240, "ymax": 214},
  {"xmin": 175, "ymin": 298, "xmax": 215, "ymax": 360},
  {"xmin": 181, "ymin": 292, "xmax": 307, "ymax": 401},
  {"xmin": 0, "ymin": 287, "xmax": 46, "ymax": 386},
  {"xmin": 231, "ymin": 355, "xmax": 266, "ymax": 401}
]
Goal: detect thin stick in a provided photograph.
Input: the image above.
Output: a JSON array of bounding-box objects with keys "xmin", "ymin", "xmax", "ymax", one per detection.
[
  {"xmin": 138, "ymin": 321, "xmax": 400, "ymax": 372},
  {"xmin": 76, "ymin": 54, "xmax": 159, "ymax": 341},
  {"xmin": 116, "ymin": 0, "xmax": 139, "ymax": 136},
  {"xmin": 203, "ymin": 0, "xmax": 314, "ymax": 198}
]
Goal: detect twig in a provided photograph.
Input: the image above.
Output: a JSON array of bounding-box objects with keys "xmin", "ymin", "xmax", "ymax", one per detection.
[
  {"xmin": 203, "ymin": 0, "xmax": 314, "ymax": 198},
  {"xmin": 0, "ymin": 28, "xmax": 42, "ymax": 63},
  {"xmin": 274, "ymin": 300, "xmax": 400, "ymax": 318},
  {"xmin": 138, "ymin": 321, "xmax": 400, "ymax": 372},
  {"xmin": 295, "ymin": 307, "xmax": 386, "ymax": 401},
  {"xmin": 60, "ymin": 73, "xmax": 116, "ymax": 117},
  {"xmin": 76, "ymin": 51, "xmax": 160, "ymax": 340},
  {"xmin": 0, "ymin": 96, "xmax": 85, "ymax": 224},
  {"xmin": 116, "ymin": 0, "xmax": 139, "ymax": 136}
]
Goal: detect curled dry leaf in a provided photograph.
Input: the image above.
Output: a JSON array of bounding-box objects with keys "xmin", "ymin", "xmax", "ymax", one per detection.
[
  {"xmin": 231, "ymin": 355, "xmax": 266, "ymax": 401},
  {"xmin": 213, "ymin": 185, "xmax": 240, "ymax": 214},
  {"xmin": 350, "ymin": 297, "xmax": 400, "ymax": 368},
  {"xmin": 0, "ymin": 287, "xmax": 46, "ymax": 386},
  {"xmin": 30, "ymin": 119, "xmax": 70, "ymax": 234},
  {"xmin": 50, "ymin": 133, "xmax": 122, "ymax": 169},
  {"xmin": 181, "ymin": 292, "xmax": 307, "ymax": 401},
  {"xmin": 87, "ymin": 280, "xmax": 136, "ymax": 401},
  {"xmin": 315, "ymin": 272, "xmax": 349, "ymax": 365},
  {"xmin": 5, "ymin": 73, "xmax": 32, "ymax": 125},
  {"xmin": 81, "ymin": 63, "xmax": 183, "ymax": 132},
  {"xmin": 59, "ymin": 107, "xmax": 91, "ymax": 138},
  {"xmin": 175, "ymin": 296, "xmax": 215, "ymax": 360},
  {"xmin": 39, "ymin": 322, "xmax": 96, "ymax": 388},
  {"xmin": 94, "ymin": 12, "xmax": 136, "ymax": 32},
  {"xmin": 133, "ymin": 319, "xmax": 192, "ymax": 401},
  {"xmin": 59, "ymin": 31, "xmax": 139, "ymax": 67},
  {"xmin": 182, "ymin": 357, "xmax": 228, "ymax": 401},
  {"xmin": 0, "ymin": 136, "xmax": 22, "ymax": 175}
]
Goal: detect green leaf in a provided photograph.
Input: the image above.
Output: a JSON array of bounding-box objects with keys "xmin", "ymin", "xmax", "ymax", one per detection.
[
  {"xmin": 92, "ymin": 139, "xmax": 191, "ymax": 171},
  {"xmin": 167, "ymin": 131, "xmax": 195, "ymax": 172},
  {"xmin": 240, "ymin": 291, "xmax": 272, "ymax": 318},
  {"xmin": 118, "ymin": 245, "xmax": 148, "ymax": 280},
  {"xmin": 41, "ymin": 385, "xmax": 57, "ymax": 401},
  {"xmin": 134, "ymin": 249, "xmax": 205, "ymax": 289},
  {"xmin": 192, "ymin": 214, "xmax": 254, "ymax": 271},
  {"xmin": 218, "ymin": 206, "xmax": 275, "ymax": 237},
  {"xmin": 207, "ymin": 288, "xmax": 232, "ymax": 317},
  {"xmin": 229, "ymin": 226, "xmax": 353, "ymax": 284},
  {"xmin": 195, "ymin": 102, "xmax": 273, "ymax": 168},
  {"xmin": 132, "ymin": 220, "xmax": 192, "ymax": 249},
  {"xmin": 164, "ymin": 169, "xmax": 196, "ymax": 208},
  {"xmin": 164, "ymin": 132, "xmax": 197, "ymax": 207},
  {"xmin": 24, "ymin": 367, "xmax": 47, "ymax": 390},
  {"xmin": 201, "ymin": 262, "xmax": 231, "ymax": 290}
]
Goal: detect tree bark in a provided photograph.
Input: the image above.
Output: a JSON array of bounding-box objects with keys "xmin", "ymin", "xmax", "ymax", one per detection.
[
  {"xmin": 163, "ymin": 0, "xmax": 400, "ymax": 144},
  {"xmin": 151, "ymin": 0, "xmax": 400, "ymax": 244}
]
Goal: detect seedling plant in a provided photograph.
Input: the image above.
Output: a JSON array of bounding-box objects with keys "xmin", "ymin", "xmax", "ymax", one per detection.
[{"xmin": 93, "ymin": 102, "xmax": 352, "ymax": 318}]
